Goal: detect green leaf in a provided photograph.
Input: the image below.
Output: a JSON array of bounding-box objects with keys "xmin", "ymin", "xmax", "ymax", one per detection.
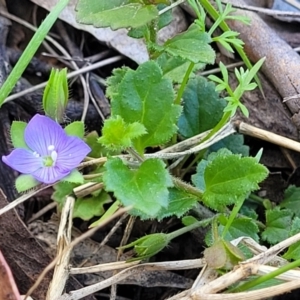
[
  {"xmin": 52, "ymin": 181, "xmax": 78, "ymax": 207},
  {"xmin": 157, "ymin": 3, "xmax": 173, "ymax": 28},
  {"xmin": 110, "ymin": 61, "xmax": 181, "ymax": 153},
  {"xmin": 156, "ymin": 54, "xmax": 205, "ymax": 83},
  {"xmin": 163, "ymin": 24, "xmax": 215, "ymax": 64},
  {"xmin": 128, "ymin": 26, "xmax": 149, "ymax": 39},
  {"xmin": 280, "ymin": 185, "xmax": 300, "ymax": 217},
  {"xmin": 219, "ymin": 216, "xmax": 259, "ymax": 242},
  {"xmin": 283, "ymin": 217, "xmax": 300, "ymax": 260},
  {"xmin": 128, "ymin": 3, "xmax": 172, "ymax": 39},
  {"xmin": 202, "ymin": 150, "xmax": 268, "ymax": 211},
  {"xmin": 64, "ymin": 121, "xmax": 84, "ymax": 138},
  {"xmin": 106, "ymin": 67, "xmax": 130, "ymax": 99},
  {"xmin": 73, "ymin": 191, "xmax": 111, "ymax": 220},
  {"xmin": 61, "ymin": 169, "xmax": 84, "ymax": 184},
  {"xmin": 99, "ymin": 116, "xmax": 147, "ymax": 151},
  {"xmin": 182, "ymin": 215, "xmax": 199, "ymax": 226},
  {"xmin": 178, "ymin": 76, "xmax": 226, "ymax": 138},
  {"xmin": 15, "ymin": 174, "xmax": 40, "ymax": 192},
  {"xmin": 240, "ymin": 203, "xmax": 258, "ymax": 220},
  {"xmin": 85, "ymin": 131, "xmax": 120, "ymax": 158},
  {"xmin": 156, "ymin": 188, "xmax": 198, "ymax": 220},
  {"xmin": 103, "ymin": 157, "xmax": 173, "ymax": 217},
  {"xmin": 10, "ymin": 121, "xmax": 28, "ymax": 149},
  {"xmin": 85, "ymin": 131, "xmax": 102, "ymax": 157},
  {"xmin": 290, "ymin": 216, "xmax": 300, "ymax": 235},
  {"xmin": 262, "ymin": 208, "xmax": 292, "ymax": 244},
  {"xmin": 76, "ymin": 0, "xmax": 159, "ymax": 30},
  {"xmin": 192, "ymin": 160, "xmax": 208, "ymax": 192},
  {"xmin": 209, "ymin": 134, "xmax": 249, "ymax": 156}
]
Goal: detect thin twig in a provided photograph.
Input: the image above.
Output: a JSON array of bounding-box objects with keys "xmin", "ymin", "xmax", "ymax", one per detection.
[
  {"xmin": 77, "ymin": 213, "xmax": 128, "ymax": 268},
  {"xmin": 58, "ymin": 259, "xmax": 206, "ymax": 300},
  {"xmin": 221, "ymin": 0, "xmax": 300, "ymax": 18},
  {"xmin": 0, "ymin": 184, "xmax": 52, "ymax": 216},
  {"xmin": 4, "ymin": 56, "xmax": 123, "ymax": 103},
  {"xmin": 26, "ymin": 206, "xmax": 131, "ymax": 299},
  {"xmin": 27, "ymin": 201, "xmax": 57, "ymax": 223}
]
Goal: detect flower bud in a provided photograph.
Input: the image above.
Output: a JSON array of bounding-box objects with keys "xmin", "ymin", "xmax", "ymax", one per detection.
[
  {"xmin": 120, "ymin": 233, "xmax": 170, "ymax": 261},
  {"xmin": 42, "ymin": 68, "xmax": 68, "ymax": 123}
]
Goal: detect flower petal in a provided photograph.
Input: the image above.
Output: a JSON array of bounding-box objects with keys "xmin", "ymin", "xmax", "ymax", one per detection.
[
  {"xmin": 31, "ymin": 166, "xmax": 70, "ymax": 184},
  {"xmin": 56, "ymin": 136, "xmax": 91, "ymax": 171},
  {"xmin": 24, "ymin": 114, "xmax": 67, "ymax": 156},
  {"xmin": 2, "ymin": 148, "xmax": 43, "ymax": 174}
]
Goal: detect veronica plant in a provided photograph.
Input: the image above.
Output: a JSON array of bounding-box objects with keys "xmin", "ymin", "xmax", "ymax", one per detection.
[{"xmin": 0, "ymin": 0, "xmax": 274, "ymax": 281}]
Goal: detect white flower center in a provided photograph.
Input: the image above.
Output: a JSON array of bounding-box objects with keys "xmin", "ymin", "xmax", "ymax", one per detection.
[
  {"xmin": 42, "ymin": 145, "xmax": 58, "ymax": 167},
  {"xmin": 51, "ymin": 150, "xmax": 58, "ymax": 164},
  {"xmin": 33, "ymin": 151, "xmax": 40, "ymax": 158}
]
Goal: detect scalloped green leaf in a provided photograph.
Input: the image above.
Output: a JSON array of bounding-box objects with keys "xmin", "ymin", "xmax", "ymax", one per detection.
[
  {"xmin": 209, "ymin": 134, "xmax": 249, "ymax": 156},
  {"xmin": 192, "ymin": 159, "xmax": 208, "ymax": 192},
  {"xmin": 280, "ymin": 185, "xmax": 300, "ymax": 217},
  {"xmin": 156, "ymin": 188, "xmax": 198, "ymax": 220},
  {"xmin": 73, "ymin": 191, "xmax": 111, "ymax": 220},
  {"xmin": 163, "ymin": 24, "xmax": 215, "ymax": 64},
  {"xmin": 15, "ymin": 174, "xmax": 40, "ymax": 192},
  {"xmin": 76, "ymin": 0, "xmax": 159, "ymax": 30},
  {"xmin": 103, "ymin": 157, "xmax": 173, "ymax": 217},
  {"xmin": 283, "ymin": 217, "xmax": 300, "ymax": 260},
  {"xmin": 109, "ymin": 61, "xmax": 181, "ymax": 153},
  {"xmin": 10, "ymin": 121, "xmax": 28, "ymax": 149},
  {"xmin": 85, "ymin": 131, "xmax": 120, "ymax": 158},
  {"xmin": 52, "ymin": 181, "xmax": 78, "ymax": 207},
  {"xmin": 61, "ymin": 169, "xmax": 84, "ymax": 184},
  {"xmin": 106, "ymin": 67, "xmax": 130, "ymax": 99},
  {"xmin": 64, "ymin": 121, "xmax": 84, "ymax": 138},
  {"xmin": 202, "ymin": 150, "xmax": 268, "ymax": 211},
  {"xmin": 99, "ymin": 116, "xmax": 147, "ymax": 151},
  {"xmin": 262, "ymin": 208, "xmax": 292, "ymax": 245},
  {"xmin": 178, "ymin": 76, "xmax": 226, "ymax": 138}
]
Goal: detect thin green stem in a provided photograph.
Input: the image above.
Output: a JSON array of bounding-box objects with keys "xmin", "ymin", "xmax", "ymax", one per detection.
[
  {"xmin": 168, "ymin": 216, "xmax": 215, "ymax": 240},
  {"xmin": 202, "ymin": 111, "xmax": 231, "ymax": 143},
  {"xmin": 229, "ymin": 258, "xmax": 300, "ymax": 293},
  {"xmin": 171, "ymin": 61, "xmax": 195, "ymax": 144},
  {"xmin": 174, "ymin": 62, "xmax": 195, "ymax": 106},
  {"xmin": 222, "ymin": 199, "xmax": 244, "ymax": 238},
  {"xmin": 0, "ymin": 0, "xmax": 70, "ymax": 106},
  {"xmin": 172, "ymin": 177, "xmax": 203, "ymax": 199},
  {"xmin": 147, "ymin": 19, "xmax": 160, "ymax": 60},
  {"xmin": 212, "ymin": 218, "xmax": 219, "ymax": 241},
  {"xmin": 248, "ymin": 193, "xmax": 266, "ymax": 205},
  {"xmin": 187, "ymin": 0, "xmax": 202, "ymax": 21}
]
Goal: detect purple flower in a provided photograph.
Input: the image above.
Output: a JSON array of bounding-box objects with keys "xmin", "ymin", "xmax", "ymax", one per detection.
[{"xmin": 2, "ymin": 114, "xmax": 91, "ymax": 184}]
